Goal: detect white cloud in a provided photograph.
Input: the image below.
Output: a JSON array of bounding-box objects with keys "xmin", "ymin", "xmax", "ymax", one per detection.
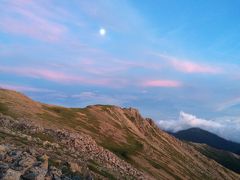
[{"xmin": 158, "ymin": 111, "xmax": 240, "ymax": 143}]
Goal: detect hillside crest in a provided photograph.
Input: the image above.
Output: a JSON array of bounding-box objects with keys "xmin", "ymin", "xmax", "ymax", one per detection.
[{"xmin": 0, "ymin": 88, "xmax": 239, "ymax": 179}]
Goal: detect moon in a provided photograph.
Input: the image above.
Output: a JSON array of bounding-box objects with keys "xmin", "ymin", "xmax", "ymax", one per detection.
[{"xmin": 99, "ymin": 28, "xmax": 106, "ymax": 36}]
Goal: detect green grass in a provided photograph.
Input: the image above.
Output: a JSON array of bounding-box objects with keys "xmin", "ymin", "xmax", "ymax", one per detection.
[
  {"xmin": 0, "ymin": 102, "xmax": 8, "ymax": 112},
  {"xmin": 43, "ymin": 106, "xmax": 78, "ymax": 119},
  {"xmin": 0, "ymin": 130, "xmax": 32, "ymax": 147},
  {"xmin": 198, "ymin": 146, "xmax": 240, "ymax": 174},
  {"xmin": 96, "ymin": 104, "xmax": 114, "ymax": 108},
  {"xmin": 0, "ymin": 132, "xmax": 7, "ymax": 139},
  {"xmin": 147, "ymin": 159, "xmax": 163, "ymax": 169},
  {"xmin": 147, "ymin": 158, "xmax": 183, "ymax": 180},
  {"xmin": 124, "ymin": 112, "xmax": 135, "ymax": 121},
  {"xmin": 48, "ymin": 158, "xmax": 61, "ymax": 168},
  {"xmin": 34, "ymin": 132, "xmax": 55, "ymax": 142},
  {"xmin": 0, "ymin": 102, "xmax": 16, "ymax": 118},
  {"xmin": 101, "ymin": 130, "xmax": 143, "ymax": 161},
  {"xmin": 40, "ymin": 106, "xmax": 100, "ymax": 134},
  {"xmin": 88, "ymin": 160, "xmax": 117, "ymax": 180}
]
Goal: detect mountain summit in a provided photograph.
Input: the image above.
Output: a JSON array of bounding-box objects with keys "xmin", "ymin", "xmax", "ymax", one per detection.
[{"xmin": 0, "ymin": 88, "xmax": 239, "ymax": 179}]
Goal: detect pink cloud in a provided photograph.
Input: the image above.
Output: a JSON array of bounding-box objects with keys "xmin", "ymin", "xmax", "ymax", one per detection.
[
  {"xmin": 0, "ymin": 18, "xmax": 65, "ymax": 42},
  {"xmin": 151, "ymin": 53, "xmax": 222, "ymax": 74},
  {"xmin": 0, "ymin": 67, "xmax": 70, "ymax": 82},
  {"xmin": 142, "ymin": 80, "xmax": 182, "ymax": 88},
  {"xmin": 0, "ymin": 83, "xmax": 54, "ymax": 93},
  {"xmin": 0, "ymin": 0, "xmax": 67, "ymax": 42},
  {"xmin": 171, "ymin": 60, "xmax": 221, "ymax": 74},
  {"xmin": 0, "ymin": 66, "xmax": 120, "ymax": 87}
]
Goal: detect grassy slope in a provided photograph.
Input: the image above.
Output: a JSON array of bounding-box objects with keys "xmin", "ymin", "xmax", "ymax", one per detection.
[{"xmin": 0, "ymin": 88, "xmax": 239, "ymax": 179}]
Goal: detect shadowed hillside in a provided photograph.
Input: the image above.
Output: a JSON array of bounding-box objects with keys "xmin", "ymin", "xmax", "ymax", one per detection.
[
  {"xmin": 169, "ymin": 128, "xmax": 240, "ymax": 174},
  {"xmin": 171, "ymin": 127, "xmax": 240, "ymax": 155},
  {"xmin": 191, "ymin": 143, "xmax": 240, "ymax": 174}
]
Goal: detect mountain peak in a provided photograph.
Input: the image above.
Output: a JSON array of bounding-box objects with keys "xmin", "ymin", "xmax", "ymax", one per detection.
[
  {"xmin": 172, "ymin": 127, "xmax": 240, "ymax": 155},
  {"xmin": 180, "ymin": 127, "xmax": 212, "ymax": 133},
  {"xmin": 0, "ymin": 88, "xmax": 239, "ymax": 179}
]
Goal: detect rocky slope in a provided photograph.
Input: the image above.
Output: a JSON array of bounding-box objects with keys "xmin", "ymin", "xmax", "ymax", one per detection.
[
  {"xmin": 0, "ymin": 88, "xmax": 239, "ymax": 179},
  {"xmin": 0, "ymin": 113, "xmax": 149, "ymax": 179}
]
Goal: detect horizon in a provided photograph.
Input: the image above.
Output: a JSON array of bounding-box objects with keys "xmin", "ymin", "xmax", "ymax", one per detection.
[{"xmin": 1, "ymin": 0, "xmax": 240, "ymax": 142}]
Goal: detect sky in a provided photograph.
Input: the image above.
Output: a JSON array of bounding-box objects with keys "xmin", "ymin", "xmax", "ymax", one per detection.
[{"xmin": 1, "ymin": 0, "xmax": 240, "ymax": 141}]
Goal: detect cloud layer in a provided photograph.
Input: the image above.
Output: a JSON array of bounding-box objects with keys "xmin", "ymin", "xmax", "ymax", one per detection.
[
  {"xmin": 142, "ymin": 80, "xmax": 182, "ymax": 88},
  {"xmin": 158, "ymin": 111, "xmax": 240, "ymax": 143}
]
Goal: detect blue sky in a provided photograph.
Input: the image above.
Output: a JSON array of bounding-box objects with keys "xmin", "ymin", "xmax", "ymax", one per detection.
[{"xmin": 1, "ymin": 0, "xmax": 240, "ymax": 128}]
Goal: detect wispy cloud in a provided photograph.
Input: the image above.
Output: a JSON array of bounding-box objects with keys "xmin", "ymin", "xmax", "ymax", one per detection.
[
  {"xmin": 0, "ymin": 0, "xmax": 67, "ymax": 42},
  {"xmin": 0, "ymin": 83, "xmax": 54, "ymax": 93},
  {"xmin": 0, "ymin": 66, "xmax": 122, "ymax": 87},
  {"xmin": 142, "ymin": 80, "xmax": 182, "ymax": 88},
  {"xmin": 0, "ymin": 65, "xmax": 184, "ymax": 89},
  {"xmin": 216, "ymin": 97, "xmax": 240, "ymax": 111},
  {"xmin": 54, "ymin": 57, "xmax": 162, "ymax": 77},
  {"xmin": 171, "ymin": 60, "xmax": 221, "ymax": 74},
  {"xmin": 151, "ymin": 53, "xmax": 222, "ymax": 74}
]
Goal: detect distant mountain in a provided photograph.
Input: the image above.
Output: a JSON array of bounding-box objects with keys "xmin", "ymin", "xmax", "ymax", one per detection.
[{"xmin": 171, "ymin": 127, "xmax": 240, "ymax": 155}]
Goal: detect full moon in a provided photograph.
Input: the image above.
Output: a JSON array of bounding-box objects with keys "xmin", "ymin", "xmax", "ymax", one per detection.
[{"xmin": 99, "ymin": 28, "xmax": 106, "ymax": 36}]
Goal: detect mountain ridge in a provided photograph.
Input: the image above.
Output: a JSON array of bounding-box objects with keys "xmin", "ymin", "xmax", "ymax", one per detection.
[
  {"xmin": 170, "ymin": 127, "xmax": 240, "ymax": 155},
  {"xmin": 0, "ymin": 88, "xmax": 239, "ymax": 179}
]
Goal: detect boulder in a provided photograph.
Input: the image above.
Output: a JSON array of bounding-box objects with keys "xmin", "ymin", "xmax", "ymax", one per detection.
[
  {"xmin": 68, "ymin": 162, "xmax": 82, "ymax": 173},
  {"xmin": 0, "ymin": 145, "xmax": 8, "ymax": 160},
  {"xmin": 22, "ymin": 166, "xmax": 47, "ymax": 180},
  {"xmin": 47, "ymin": 166, "xmax": 62, "ymax": 180},
  {"xmin": 18, "ymin": 155, "xmax": 36, "ymax": 170},
  {"xmin": 0, "ymin": 145, "xmax": 8, "ymax": 152},
  {"xmin": 2, "ymin": 169, "xmax": 21, "ymax": 180},
  {"xmin": 39, "ymin": 154, "xmax": 48, "ymax": 170}
]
